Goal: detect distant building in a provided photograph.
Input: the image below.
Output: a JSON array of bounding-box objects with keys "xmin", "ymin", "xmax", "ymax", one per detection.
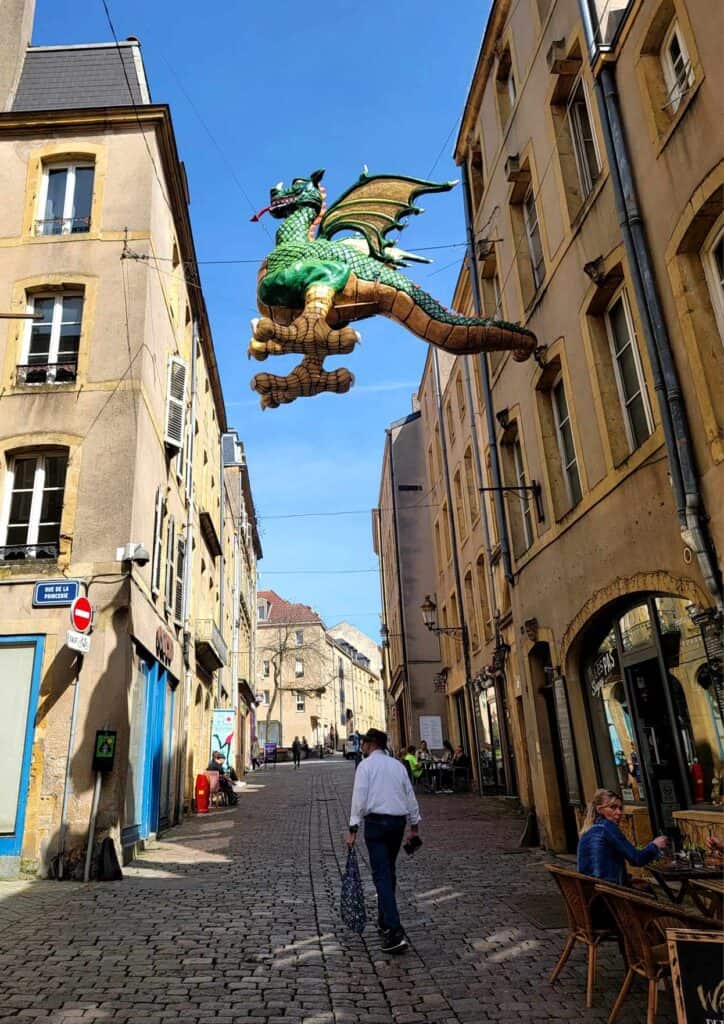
[{"xmin": 0, "ymin": 1, "xmax": 260, "ymax": 877}]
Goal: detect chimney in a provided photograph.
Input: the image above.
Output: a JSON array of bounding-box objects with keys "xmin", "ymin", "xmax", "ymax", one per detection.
[{"xmin": 0, "ymin": 0, "xmax": 35, "ymax": 111}]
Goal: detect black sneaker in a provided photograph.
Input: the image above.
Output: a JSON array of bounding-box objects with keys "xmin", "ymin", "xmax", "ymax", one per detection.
[{"xmin": 381, "ymin": 928, "xmax": 408, "ymax": 954}]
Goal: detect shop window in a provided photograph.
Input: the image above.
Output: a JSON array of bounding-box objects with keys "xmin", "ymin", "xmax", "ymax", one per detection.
[
  {"xmin": 18, "ymin": 292, "xmax": 82, "ymax": 385},
  {"xmin": 453, "ymin": 469, "xmax": 467, "ymax": 541},
  {"xmin": 464, "ymin": 447, "xmax": 479, "ymax": 524},
  {"xmin": 605, "ymin": 289, "xmax": 654, "ymax": 452},
  {"xmin": 550, "ymin": 53, "xmax": 601, "ymax": 223},
  {"xmin": 0, "ymin": 450, "xmax": 68, "ymax": 561},
  {"xmin": 37, "ymin": 162, "xmax": 94, "ymax": 236},
  {"xmin": 464, "ymin": 569, "xmax": 480, "ymax": 650},
  {"xmin": 496, "ymin": 46, "xmax": 517, "ymax": 127}
]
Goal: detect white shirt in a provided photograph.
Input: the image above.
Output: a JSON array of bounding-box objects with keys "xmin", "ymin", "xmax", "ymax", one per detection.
[{"xmin": 349, "ymin": 750, "xmax": 421, "ymax": 827}]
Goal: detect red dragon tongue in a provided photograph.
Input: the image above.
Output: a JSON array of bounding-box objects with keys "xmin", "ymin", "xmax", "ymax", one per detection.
[{"xmin": 250, "ymin": 205, "xmax": 271, "ymax": 222}]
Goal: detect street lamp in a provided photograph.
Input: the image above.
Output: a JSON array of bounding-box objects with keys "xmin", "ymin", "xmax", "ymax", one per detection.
[{"xmin": 420, "ymin": 595, "xmax": 468, "ymax": 643}]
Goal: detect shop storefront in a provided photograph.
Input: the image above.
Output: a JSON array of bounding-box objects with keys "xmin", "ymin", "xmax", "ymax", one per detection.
[{"xmin": 581, "ymin": 595, "xmax": 723, "ymax": 841}]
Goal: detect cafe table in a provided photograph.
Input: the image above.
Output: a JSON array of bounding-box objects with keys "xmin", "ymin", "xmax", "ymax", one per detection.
[{"xmin": 646, "ymin": 860, "xmax": 723, "ymax": 904}]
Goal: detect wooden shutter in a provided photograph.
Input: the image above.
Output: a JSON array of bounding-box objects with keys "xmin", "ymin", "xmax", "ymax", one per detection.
[
  {"xmin": 164, "ymin": 357, "xmax": 187, "ymax": 449},
  {"xmin": 164, "ymin": 515, "xmax": 175, "ymax": 611},
  {"xmin": 174, "ymin": 535, "xmax": 185, "ymax": 624},
  {"xmin": 151, "ymin": 488, "xmax": 164, "ymax": 596}
]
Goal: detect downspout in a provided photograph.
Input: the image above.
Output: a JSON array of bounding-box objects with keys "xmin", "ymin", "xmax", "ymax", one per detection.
[
  {"xmin": 579, "ymin": 9, "xmax": 721, "ymax": 606},
  {"xmin": 459, "ymin": 163, "xmax": 515, "ymax": 585},
  {"xmin": 431, "ymin": 348, "xmax": 483, "ymax": 793},
  {"xmin": 386, "ymin": 428, "xmax": 414, "ymax": 743},
  {"xmin": 180, "ymin": 318, "xmax": 198, "ymax": 815},
  {"xmin": 218, "ymin": 438, "xmax": 225, "ymax": 705}
]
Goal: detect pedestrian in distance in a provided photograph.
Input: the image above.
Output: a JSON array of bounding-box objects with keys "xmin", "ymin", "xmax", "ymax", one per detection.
[
  {"xmin": 292, "ymin": 736, "xmax": 302, "ymax": 770},
  {"xmin": 301, "ymin": 736, "xmax": 310, "ymax": 759},
  {"xmin": 250, "ymin": 736, "xmax": 261, "ymax": 771},
  {"xmin": 346, "ymin": 728, "xmax": 421, "ymax": 954}
]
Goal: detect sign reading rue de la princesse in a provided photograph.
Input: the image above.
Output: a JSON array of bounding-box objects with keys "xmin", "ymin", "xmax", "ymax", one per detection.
[{"xmin": 33, "ymin": 580, "xmax": 81, "ymax": 607}]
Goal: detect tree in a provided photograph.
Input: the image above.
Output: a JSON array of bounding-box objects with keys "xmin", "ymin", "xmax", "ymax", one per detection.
[{"xmin": 257, "ymin": 625, "xmax": 337, "ymax": 745}]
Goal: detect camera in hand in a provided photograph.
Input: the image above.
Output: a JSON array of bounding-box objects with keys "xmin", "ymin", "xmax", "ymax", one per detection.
[{"xmin": 403, "ymin": 835, "xmax": 422, "ymax": 856}]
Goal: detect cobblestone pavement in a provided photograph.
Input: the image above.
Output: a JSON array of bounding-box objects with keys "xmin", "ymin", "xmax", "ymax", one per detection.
[{"xmin": 0, "ymin": 759, "xmax": 663, "ymax": 1023}]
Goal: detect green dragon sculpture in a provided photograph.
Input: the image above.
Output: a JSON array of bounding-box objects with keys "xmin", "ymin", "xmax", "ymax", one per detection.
[{"xmin": 249, "ymin": 169, "xmax": 536, "ymax": 409}]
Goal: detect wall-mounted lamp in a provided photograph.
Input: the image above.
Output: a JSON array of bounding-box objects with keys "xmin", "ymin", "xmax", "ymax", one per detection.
[
  {"xmin": 421, "ymin": 596, "xmax": 468, "ymax": 644},
  {"xmin": 495, "ymin": 408, "xmax": 510, "ymax": 430},
  {"xmin": 583, "ymin": 256, "xmax": 606, "ymax": 284}
]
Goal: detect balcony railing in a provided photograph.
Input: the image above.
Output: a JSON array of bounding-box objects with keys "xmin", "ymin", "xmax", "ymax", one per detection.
[
  {"xmin": 35, "ymin": 217, "xmax": 90, "ymax": 236},
  {"xmin": 0, "ymin": 542, "xmax": 59, "ymax": 562},
  {"xmin": 16, "ymin": 361, "xmax": 78, "ymax": 385},
  {"xmin": 195, "ymin": 618, "xmax": 228, "ymax": 672}
]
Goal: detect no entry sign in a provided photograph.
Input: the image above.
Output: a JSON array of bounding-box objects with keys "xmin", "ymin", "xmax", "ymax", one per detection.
[{"xmin": 70, "ymin": 595, "xmax": 93, "ymax": 634}]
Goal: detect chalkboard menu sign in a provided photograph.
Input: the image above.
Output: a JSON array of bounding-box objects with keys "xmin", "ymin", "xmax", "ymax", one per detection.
[
  {"xmin": 552, "ymin": 676, "xmax": 582, "ymax": 806},
  {"xmin": 667, "ymin": 928, "xmax": 724, "ymax": 1024}
]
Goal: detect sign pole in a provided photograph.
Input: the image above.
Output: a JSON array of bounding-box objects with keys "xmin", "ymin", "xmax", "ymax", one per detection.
[
  {"xmin": 83, "ymin": 770, "xmax": 103, "ymax": 883},
  {"xmin": 56, "ymin": 654, "xmax": 82, "ymax": 880}
]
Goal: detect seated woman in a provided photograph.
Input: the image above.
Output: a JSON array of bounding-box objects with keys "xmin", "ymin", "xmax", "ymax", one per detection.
[
  {"xmin": 577, "ymin": 788, "xmax": 667, "ymax": 885},
  {"xmin": 417, "ymin": 740, "xmax": 433, "ymax": 763}
]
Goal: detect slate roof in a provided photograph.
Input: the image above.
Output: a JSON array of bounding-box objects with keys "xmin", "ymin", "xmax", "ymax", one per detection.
[
  {"xmin": 12, "ymin": 41, "xmax": 150, "ymax": 112},
  {"xmin": 257, "ymin": 590, "xmax": 324, "ymax": 627}
]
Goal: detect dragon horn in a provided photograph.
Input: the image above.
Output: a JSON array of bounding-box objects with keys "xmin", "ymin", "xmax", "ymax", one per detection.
[{"xmin": 250, "ymin": 205, "xmax": 271, "ymax": 222}]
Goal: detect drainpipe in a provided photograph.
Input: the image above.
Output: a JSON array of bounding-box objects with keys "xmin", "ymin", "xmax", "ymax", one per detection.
[
  {"xmin": 180, "ymin": 318, "xmax": 199, "ymax": 814},
  {"xmin": 386, "ymin": 429, "xmax": 414, "ymax": 743},
  {"xmin": 218, "ymin": 438, "xmax": 226, "ymax": 705},
  {"xmin": 579, "ymin": 9, "xmax": 722, "ymax": 607},
  {"xmin": 459, "ymin": 163, "xmax": 515, "ymax": 586},
  {"xmin": 431, "ymin": 347, "xmax": 483, "ymax": 793}
]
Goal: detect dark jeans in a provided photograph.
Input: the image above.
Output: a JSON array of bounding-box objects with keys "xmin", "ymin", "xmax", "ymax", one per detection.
[
  {"xmin": 293, "ymin": 751, "xmax": 301, "ymax": 768},
  {"xmin": 364, "ymin": 813, "xmax": 406, "ymax": 932}
]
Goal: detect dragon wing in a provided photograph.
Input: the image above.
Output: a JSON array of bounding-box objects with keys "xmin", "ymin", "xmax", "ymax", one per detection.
[{"xmin": 317, "ymin": 170, "xmax": 456, "ymax": 262}]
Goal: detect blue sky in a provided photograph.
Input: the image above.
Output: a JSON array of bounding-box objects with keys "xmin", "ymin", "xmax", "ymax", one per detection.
[{"xmin": 34, "ymin": 0, "xmax": 490, "ymax": 639}]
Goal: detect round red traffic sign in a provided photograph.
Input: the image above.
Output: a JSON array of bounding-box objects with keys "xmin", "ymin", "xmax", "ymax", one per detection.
[{"xmin": 70, "ymin": 595, "xmax": 93, "ymax": 633}]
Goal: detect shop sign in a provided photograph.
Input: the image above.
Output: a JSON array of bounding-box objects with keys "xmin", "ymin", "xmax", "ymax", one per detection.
[
  {"xmin": 155, "ymin": 626, "xmax": 174, "ymax": 666},
  {"xmin": 66, "ymin": 629, "xmax": 91, "ymax": 654},
  {"xmin": 33, "ymin": 579, "xmax": 81, "ymax": 607},
  {"xmin": 590, "ymin": 648, "xmax": 618, "ymax": 696}
]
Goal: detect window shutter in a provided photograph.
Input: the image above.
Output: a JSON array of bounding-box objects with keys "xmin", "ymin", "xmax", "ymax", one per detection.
[
  {"xmin": 174, "ymin": 536, "xmax": 186, "ymax": 624},
  {"xmin": 164, "ymin": 515, "xmax": 175, "ymax": 611},
  {"xmin": 151, "ymin": 489, "xmax": 165, "ymax": 596},
  {"xmin": 164, "ymin": 357, "xmax": 187, "ymax": 449}
]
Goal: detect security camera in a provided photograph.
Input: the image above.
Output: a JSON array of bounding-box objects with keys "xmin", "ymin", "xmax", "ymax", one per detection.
[{"xmin": 116, "ymin": 542, "xmax": 151, "ymax": 566}]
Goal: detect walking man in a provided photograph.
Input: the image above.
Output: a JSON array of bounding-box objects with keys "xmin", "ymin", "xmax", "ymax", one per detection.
[
  {"xmin": 346, "ymin": 728, "xmax": 421, "ymax": 954},
  {"xmin": 292, "ymin": 736, "xmax": 302, "ymax": 770}
]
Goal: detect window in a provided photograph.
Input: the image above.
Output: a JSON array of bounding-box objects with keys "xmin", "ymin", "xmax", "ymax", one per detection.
[
  {"xmin": 441, "ymin": 502, "xmax": 452, "ymax": 562},
  {"xmin": 37, "ymin": 163, "xmax": 94, "ymax": 235},
  {"xmin": 513, "ymin": 439, "xmax": 534, "ymax": 551},
  {"xmin": 18, "ymin": 293, "xmax": 82, "ymax": 385},
  {"xmin": 703, "ymin": 221, "xmax": 724, "ymax": 344},
  {"xmin": 552, "ymin": 378, "xmax": 582, "ymax": 507},
  {"xmin": 496, "ymin": 47, "xmax": 517, "ymax": 126},
  {"xmin": 164, "ymin": 357, "xmax": 187, "ymax": 450},
  {"xmin": 605, "ymin": 290, "xmax": 654, "ymax": 451},
  {"xmin": 434, "ymin": 519, "xmax": 443, "ymax": 574},
  {"xmin": 464, "ymin": 448, "xmax": 479, "ymax": 523},
  {"xmin": 174, "ymin": 536, "xmax": 186, "ymax": 625},
  {"xmin": 258, "ymin": 601, "xmax": 268, "ymax": 621},
  {"xmin": 502, "ymin": 428, "xmax": 533, "ymax": 557},
  {"xmin": 455, "ymin": 374, "xmax": 466, "ymax": 421},
  {"xmin": 295, "ymin": 659, "xmax": 304, "ymax": 678},
  {"xmin": 468, "ymin": 141, "xmax": 485, "ymax": 210},
  {"xmin": 0, "ymin": 451, "xmax": 67, "ymax": 560},
  {"xmin": 164, "ymin": 516, "xmax": 175, "ymax": 612},
  {"xmin": 150, "ymin": 488, "xmax": 165, "ymax": 596},
  {"xmin": 262, "ymin": 660, "xmax": 270, "ymax": 678},
  {"xmin": 523, "ymin": 188, "xmax": 545, "ymax": 291},
  {"xmin": 475, "ymin": 554, "xmax": 493, "ymax": 641},
  {"xmin": 263, "ymin": 689, "xmax": 270, "ymax": 705},
  {"xmin": 464, "ymin": 569, "xmax": 479, "ymax": 649},
  {"xmin": 661, "ymin": 21, "xmax": 694, "ymax": 114},
  {"xmin": 296, "ymin": 691, "xmax": 305, "ymax": 712},
  {"xmin": 445, "ymin": 401, "xmax": 455, "ymax": 443},
  {"xmin": 453, "ymin": 470, "xmax": 467, "ymax": 540},
  {"xmin": 568, "ymin": 78, "xmax": 600, "ymax": 201},
  {"xmin": 295, "ymin": 630, "xmax": 304, "ymax": 647}
]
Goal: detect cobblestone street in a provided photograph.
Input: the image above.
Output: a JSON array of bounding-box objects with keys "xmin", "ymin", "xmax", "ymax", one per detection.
[{"xmin": 1, "ymin": 760, "xmax": 659, "ymax": 1023}]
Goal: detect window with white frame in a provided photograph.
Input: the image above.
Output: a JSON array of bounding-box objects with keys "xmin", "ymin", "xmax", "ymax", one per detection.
[
  {"xmin": 0, "ymin": 451, "xmax": 68, "ymax": 560},
  {"xmin": 552, "ymin": 377, "xmax": 583, "ymax": 507},
  {"xmin": 295, "ymin": 629, "xmax": 304, "ymax": 646},
  {"xmin": 568, "ymin": 78, "xmax": 601, "ymax": 201},
  {"xmin": 262, "ymin": 659, "xmax": 270, "ymax": 678},
  {"xmin": 296, "ymin": 691, "xmax": 305, "ymax": 712},
  {"xmin": 661, "ymin": 21, "xmax": 694, "ymax": 114},
  {"xmin": 37, "ymin": 163, "xmax": 94, "ymax": 236},
  {"xmin": 513, "ymin": 438, "xmax": 534, "ymax": 551},
  {"xmin": 703, "ymin": 220, "xmax": 724, "ymax": 344},
  {"xmin": 523, "ymin": 188, "xmax": 545, "ymax": 290},
  {"xmin": 19, "ymin": 293, "xmax": 82, "ymax": 384},
  {"xmin": 605, "ymin": 290, "xmax": 654, "ymax": 451},
  {"xmin": 150, "ymin": 488, "xmax": 165, "ymax": 596},
  {"xmin": 164, "ymin": 516, "xmax": 176, "ymax": 612},
  {"xmin": 295, "ymin": 658, "xmax": 304, "ymax": 678}
]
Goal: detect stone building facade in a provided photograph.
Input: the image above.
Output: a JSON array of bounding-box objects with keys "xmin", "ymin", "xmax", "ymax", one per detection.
[{"xmin": 0, "ymin": 3, "xmax": 260, "ymax": 876}]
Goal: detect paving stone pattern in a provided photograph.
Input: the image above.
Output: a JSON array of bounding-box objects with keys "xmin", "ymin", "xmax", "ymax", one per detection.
[{"xmin": 0, "ymin": 760, "xmax": 662, "ymax": 1023}]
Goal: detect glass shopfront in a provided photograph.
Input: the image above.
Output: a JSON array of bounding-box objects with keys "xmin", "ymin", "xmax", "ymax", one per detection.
[
  {"xmin": 477, "ymin": 683, "xmax": 506, "ymax": 790},
  {"xmin": 582, "ymin": 595, "xmax": 724, "ymax": 834}
]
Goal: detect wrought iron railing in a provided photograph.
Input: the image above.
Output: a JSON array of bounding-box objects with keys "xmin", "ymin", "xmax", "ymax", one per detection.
[
  {"xmin": 16, "ymin": 360, "xmax": 78, "ymax": 385},
  {"xmin": 0, "ymin": 542, "xmax": 59, "ymax": 562}
]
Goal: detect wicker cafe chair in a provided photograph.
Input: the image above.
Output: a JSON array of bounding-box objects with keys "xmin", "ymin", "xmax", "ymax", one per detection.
[
  {"xmin": 594, "ymin": 881, "xmax": 718, "ymax": 1024},
  {"xmin": 547, "ymin": 864, "xmax": 617, "ymax": 1008}
]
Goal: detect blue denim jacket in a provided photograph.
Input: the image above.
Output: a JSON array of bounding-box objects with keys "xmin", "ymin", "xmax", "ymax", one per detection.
[{"xmin": 577, "ymin": 817, "xmax": 659, "ymax": 885}]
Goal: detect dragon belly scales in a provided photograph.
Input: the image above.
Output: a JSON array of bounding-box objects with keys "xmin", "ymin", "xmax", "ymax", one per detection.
[{"xmin": 249, "ymin": 169, "xmax": 536, "ymax": 409}]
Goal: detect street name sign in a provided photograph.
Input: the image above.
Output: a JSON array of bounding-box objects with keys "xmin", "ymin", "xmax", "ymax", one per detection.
[
  {"xmin": 70, "ymin": 596, "xmax": 93, "ymax": 633},
  {"xmin": 33, "ymin": 579, "xmax": 81, "ymax": 607},
  {"xmin": 66, "ymin": 629, "xmax": 91, "ymax": 655}
]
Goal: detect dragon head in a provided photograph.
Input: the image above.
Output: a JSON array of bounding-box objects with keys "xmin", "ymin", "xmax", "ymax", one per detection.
[{"xmin": 261, "ymin": 169, "xmax": 325, "ymax": 220}]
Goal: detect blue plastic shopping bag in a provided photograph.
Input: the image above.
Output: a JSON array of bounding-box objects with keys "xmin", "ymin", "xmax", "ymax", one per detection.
[{"xmin": 340, "ymin": 847, "xmax": 366, "ymax": 934}]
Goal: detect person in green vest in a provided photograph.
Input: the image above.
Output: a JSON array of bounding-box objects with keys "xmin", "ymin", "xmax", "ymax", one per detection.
[{"xmin": 403, "ymin": 745, "xmax": 423, "ymax": 782}]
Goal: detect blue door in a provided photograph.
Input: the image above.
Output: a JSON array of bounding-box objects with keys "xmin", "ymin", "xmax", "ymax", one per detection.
[
  {"xmin": 141, "ymin": 661, "xmax": 176, "ymax": 838},
  {"xmin": 0, "ymin": 637, "xmax": 45, "ymax": 858}
]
